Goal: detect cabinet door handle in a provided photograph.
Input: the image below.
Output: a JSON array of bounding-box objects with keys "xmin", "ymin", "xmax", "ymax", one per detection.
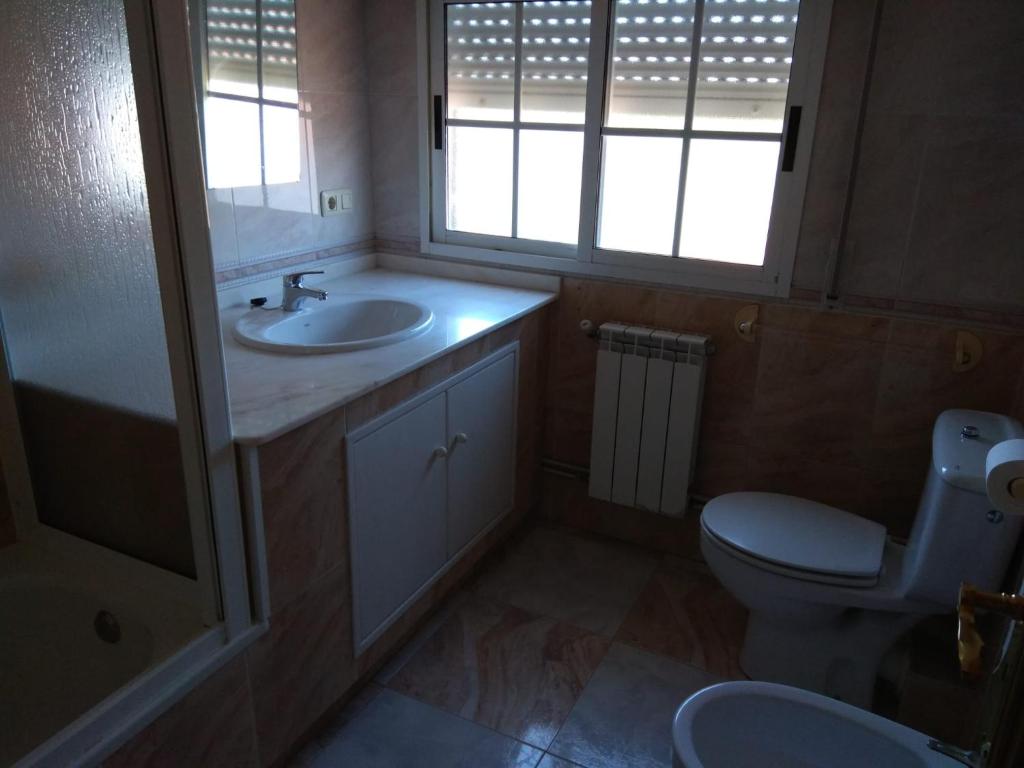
[
  {"xmin": 432, "ymin": 446, "xmax": 449, "ymax": 460},
  {"xmin": 453, "ymin": 432, "xmax": 469, "ymax": 445}
]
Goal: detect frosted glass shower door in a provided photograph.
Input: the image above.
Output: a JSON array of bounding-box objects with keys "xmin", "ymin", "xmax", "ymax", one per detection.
[
  {"xmin": 0, "ymin": 1, "xmax": 203, "ymax": 578},
  {"xmin": 0, "ymin": 2, "xmax": 257, "ymax": 765}
]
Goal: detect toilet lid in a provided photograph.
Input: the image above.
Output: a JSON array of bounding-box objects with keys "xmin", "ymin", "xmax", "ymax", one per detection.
[{"xmin": 701, "ymin": 492, "xmax": 887, "ymax": 580}]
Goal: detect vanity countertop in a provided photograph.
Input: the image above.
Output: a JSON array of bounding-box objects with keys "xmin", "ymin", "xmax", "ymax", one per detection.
[{"xmin": 220, "ymin": 268, "xmax": 557, "ymax": 444}]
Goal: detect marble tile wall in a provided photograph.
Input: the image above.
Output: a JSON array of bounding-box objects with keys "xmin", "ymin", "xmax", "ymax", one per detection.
[
  {"xmin": 545, "ymin": 278, "xmax": 1024, "ymax": 539},
  {"xmin": 792, "ymin": 0, "xmax": 1024, "ymax": 317},
  {"xmin": 15, "ymin": 383, "xmax": 195, "ymax": 576},
  {"xmin": 364, "ymin": 0, "xmax": 421, "ymax": 250},
  {"xmin": 209, "ymin": 0, "xmax": 376, "ymax": 276},
  {"xmin": 103, "ymin": 656, "xmax": 258, "ymax": 768},
  {"xmin": 789, "ymin": 0, "xmax": 878, "ymax": 294},
  {"xmin": 0, "ymin": 456, "xmax": 13, "ymax": 548}
]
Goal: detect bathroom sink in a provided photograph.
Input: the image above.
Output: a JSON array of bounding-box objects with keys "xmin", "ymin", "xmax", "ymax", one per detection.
[
  {"xmin": 233, "ymin": 295, "xmax": 433, "ymax": 354},
  {"xmin": 672, "ymin": 681, "xmax": 963, "ymax": 768}
]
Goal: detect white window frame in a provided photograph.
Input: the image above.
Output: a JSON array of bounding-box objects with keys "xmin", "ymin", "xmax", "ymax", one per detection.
[{"xmin": 420, "ymin": 0, "xmax": 833, "ymax": 297}]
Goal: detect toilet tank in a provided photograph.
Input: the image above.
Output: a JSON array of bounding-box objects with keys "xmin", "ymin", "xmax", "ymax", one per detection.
[{"xmin": 902, "ymin": 409, "xmax": 1024, "ymax": 608}]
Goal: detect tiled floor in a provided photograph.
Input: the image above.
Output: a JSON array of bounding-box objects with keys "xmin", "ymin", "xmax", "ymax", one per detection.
[{"xmin": 292, "ymin": 525, "xmax": 748, "ymax": 768}]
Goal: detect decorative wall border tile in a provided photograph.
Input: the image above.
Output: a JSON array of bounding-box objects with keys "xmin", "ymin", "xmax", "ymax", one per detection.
[{"xmin": 214, "ymin": 238, "xmax": 376, "ymax": 286}]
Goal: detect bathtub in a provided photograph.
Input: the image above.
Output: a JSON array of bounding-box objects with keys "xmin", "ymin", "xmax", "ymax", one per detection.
[{"xmin": 0, "ymin": 528, "xmax": 204, "ymax": 767}]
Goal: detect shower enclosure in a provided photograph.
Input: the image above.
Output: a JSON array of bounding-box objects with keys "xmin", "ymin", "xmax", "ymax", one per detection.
[{"xmin": 0, "ymin": 1, "xmax": 258, "ymax": 765}]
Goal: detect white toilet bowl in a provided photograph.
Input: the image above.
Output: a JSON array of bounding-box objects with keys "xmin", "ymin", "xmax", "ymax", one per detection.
[
  {"xmin": 672, "ymin": 681, "xmax": 963, "ymax": 768},
  {"xmin": 700, "ymin": 409, "xmax": 1024, "ymax": 709},
  {"xmin": 704, "ymin": 493, "xmax": 937, "ymax": 708},
  {"xmin": 700, "ymin": 498, "xmax": 936, "ymax": 707}
]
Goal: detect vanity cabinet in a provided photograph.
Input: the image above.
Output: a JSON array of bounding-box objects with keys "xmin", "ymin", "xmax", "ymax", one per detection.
[
  {"xmin": 347, "ymin": 392, "xmax": 448, "ymax": 649},
  {"xmin": 346, "ymin": 344, "xmax": 518, "ymax": 652},
  {"xmin": 446, "ymin": 351, "xmax": 516, "ymax": 556}
]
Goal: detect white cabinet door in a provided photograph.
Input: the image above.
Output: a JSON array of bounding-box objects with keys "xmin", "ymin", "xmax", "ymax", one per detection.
[
  {"xmin": 348, "ymin": 392, "xmax": 447, "ymax": 650},
  {"xmin": 446, "ymin": 351, "xmax": 516, "ymax": 557}
]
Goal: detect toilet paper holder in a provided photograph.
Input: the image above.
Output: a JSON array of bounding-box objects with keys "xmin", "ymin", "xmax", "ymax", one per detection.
[{"xmin": 986, "ymin": 438, "xmax": 1024, "ymax": 516}]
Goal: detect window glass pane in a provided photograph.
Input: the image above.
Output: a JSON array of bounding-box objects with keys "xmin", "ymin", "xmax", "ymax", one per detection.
[
  {"xmin": 678, "ymin": 139, "xmax": 780, "ymax": 265},
  {"xmin": 261, "ymin": 0, "xmax": 298, "ymax": 104},
  {"xmin": 606, "ymin": 1, "xmax": 694, "ymax": 129},
  {"xmin": 692, "ymin": 5, "xmax": 799, "ymax": 132},
  {"xmin": 447, "ymin": 126, "xmax": 513, "ymax": 236},
  {"xmin": 521, "ymin": 1, "xmax": 591, "ymax": 124},
  {"xmin": 262, "ymin": 105, "xmax": 301, "ymax": 185},
  {"xmin": 517, "ymin": 130, "xmax": 584, "ymax": 244},
  {"xmin": 446, "ymin": 2, "xmax": 516, "ymax": 121},
  {"xmin": 597, "ymin": 135, "xmax": 682, "ymax": 256},
  {"xmin": 206, "ymin": 0, "xmax": 259, "ymax": 98},
  {"xmin": 204, "ymin": 97, "xmax": 262, "ymax": 188}
]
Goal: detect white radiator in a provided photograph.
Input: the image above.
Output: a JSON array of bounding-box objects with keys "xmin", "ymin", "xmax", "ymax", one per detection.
[{"xmin": 588, "ymin": 322, "xmax": 710, "ymax": 517}]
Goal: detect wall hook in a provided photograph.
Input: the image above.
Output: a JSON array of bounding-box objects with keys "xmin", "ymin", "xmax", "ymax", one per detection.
[
  {"xmin": 953, "ymin": 331, "xmax": 983, "ymax": 373},
  {"xmin": 734, "ymin": 305, "xmax": 759, "ymax": 343}
]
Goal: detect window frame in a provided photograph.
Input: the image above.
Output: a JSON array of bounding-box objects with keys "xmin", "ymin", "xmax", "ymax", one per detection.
[{"xmin": 422, "ymin": 0, "xmax": 834, "ymax": 297}]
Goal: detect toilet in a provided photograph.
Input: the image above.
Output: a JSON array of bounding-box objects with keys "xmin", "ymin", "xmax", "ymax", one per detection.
[{"xmin": 701, "ymin": 409, "xmax": 1024, "ymax": 708}]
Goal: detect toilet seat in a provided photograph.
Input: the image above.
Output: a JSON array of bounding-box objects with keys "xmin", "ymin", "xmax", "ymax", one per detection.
[{"xmin": 701, "ymin": 493, "xmax": 887, "ymax": 587}]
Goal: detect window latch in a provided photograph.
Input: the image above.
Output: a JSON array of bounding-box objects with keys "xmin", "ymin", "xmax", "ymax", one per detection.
[
  {"xmin": 433, "ymin": 95, "xmax": 444, "ymax": 151},
  {"xmin": 781, "ymin": 105, "xmax": 802, "ymax": 173}
]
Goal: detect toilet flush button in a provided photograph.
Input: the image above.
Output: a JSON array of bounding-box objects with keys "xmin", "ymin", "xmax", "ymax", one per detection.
[{"xmin": 962, "ymin": 425, "xmax": 979, "ymax": 439}]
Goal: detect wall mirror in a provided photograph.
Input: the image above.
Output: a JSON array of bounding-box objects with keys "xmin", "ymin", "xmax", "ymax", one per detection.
[{"xmin": 201, "ymin": 0, "xmax": 300, "ymax": 188}]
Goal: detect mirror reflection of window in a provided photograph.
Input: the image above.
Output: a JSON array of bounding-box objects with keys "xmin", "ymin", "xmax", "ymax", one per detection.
[{"xmin": 203, "ymin": 0, "xmax": 300, "ymax": 189}]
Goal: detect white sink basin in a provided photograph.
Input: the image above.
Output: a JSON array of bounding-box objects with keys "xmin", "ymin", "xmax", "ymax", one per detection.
[
  {"xmin": 233, "ymin": 295, "xmax": 433, "ymax": 354},
  {"xmin": 672, "ymin": 681, "xmax": 963, "ymax": 768}
]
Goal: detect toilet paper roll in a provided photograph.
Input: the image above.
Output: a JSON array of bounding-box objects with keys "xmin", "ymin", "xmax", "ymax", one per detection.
[{"xmin": 986, "ymin": 439, "xmax": 1024, "ymax": 515}]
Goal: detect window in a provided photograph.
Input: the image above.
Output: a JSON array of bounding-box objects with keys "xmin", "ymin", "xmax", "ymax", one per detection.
[
  {"xmin": 443, "ymin": 1, "xmax": 591, "ymax": 245},
  {"xmin": 202, "ymin": 0, "xmax": 300, "ymax": 189},
  {"xmin": 427, "ymin": 0, "xmax": 832, "ymax": 295}
]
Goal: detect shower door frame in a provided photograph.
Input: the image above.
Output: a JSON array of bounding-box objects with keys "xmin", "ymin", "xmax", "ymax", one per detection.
[
  {"xmin": 123, "ymin": 0, "xmax": 255, "ymax": 639},
  {"xmin": 0, "ymin": 322, "xmax": 37, "ymax": 538},
  {"xmin": 2, "ymin": 1, "xmax": 269, "ymax": 766}
]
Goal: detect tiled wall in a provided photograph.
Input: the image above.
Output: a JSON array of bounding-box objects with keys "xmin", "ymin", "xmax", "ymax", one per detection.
[
  {"xmin": 16, "ymin": 383, "xmax": 194, "ymax": 576},
  {"xmin": 545, "ymin": 279, "xmax": 1024, "ymax": 540},
  {"xmin": 0, "ymin": 456, "xmax": 13, "ymax": 548},
  {"xmin": 365, "ymin": 0, "xmax": 422, "ymax": 250},
  {"xmin": 363, "ymin": 0, "xmax": 421, "ymax": 252},
  {"xmin": 210, "ymin": 0, "xmax": 377, "ymax": 282},
  {"xmin": 104, "ymin": 310, "xmax": 550, "ymax": 767},
  {"xmin": 794, "ymin": 0, "xmax": 1024, "ymax": 315}
]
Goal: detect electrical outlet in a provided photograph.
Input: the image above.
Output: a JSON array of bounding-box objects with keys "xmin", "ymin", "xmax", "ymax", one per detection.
[{"xmin": 320, "ymin": 189, "xmax": 353, "ymax": 217}]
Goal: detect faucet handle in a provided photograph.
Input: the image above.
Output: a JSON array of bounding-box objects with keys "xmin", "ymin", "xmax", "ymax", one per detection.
[{"xmin": 284, "ymin": 270, "xmax": 325, "ymax": 287}]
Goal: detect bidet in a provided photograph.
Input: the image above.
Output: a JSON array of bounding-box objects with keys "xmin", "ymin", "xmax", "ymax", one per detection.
[{"xmin": 671, "ymin": 681, "xmax": 962, "ymax": 767}]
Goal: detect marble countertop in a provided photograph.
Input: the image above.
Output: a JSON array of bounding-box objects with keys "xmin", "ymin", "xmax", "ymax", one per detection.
[{"xmin": 220, "ymin": 268, "xmax": 557, "ymax": 444}]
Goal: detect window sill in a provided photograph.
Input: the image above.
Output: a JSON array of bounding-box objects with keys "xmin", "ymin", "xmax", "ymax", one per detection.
[{"xmin": 422, "ymin": 238, "xmax": 790, "ymax": 299}]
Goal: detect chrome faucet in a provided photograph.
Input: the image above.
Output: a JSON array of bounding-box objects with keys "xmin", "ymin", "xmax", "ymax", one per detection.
[{"xmin": 281, "ymin": 271, "xmax": 328, "ymax": 312}]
